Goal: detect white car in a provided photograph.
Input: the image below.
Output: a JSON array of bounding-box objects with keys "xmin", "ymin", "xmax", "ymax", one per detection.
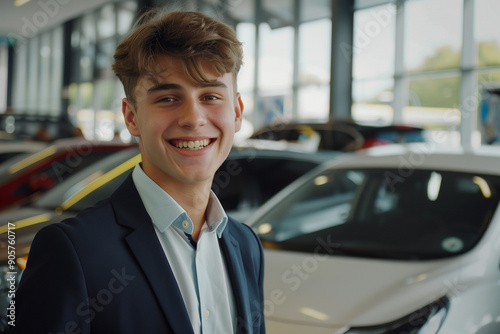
[
  {"xmin": 0, "ymin": 141, "xmax": 47, "ymax": 164},
  {"xmin": 246, "ymin": 143, "xmax": 500, "ymax": 334}
]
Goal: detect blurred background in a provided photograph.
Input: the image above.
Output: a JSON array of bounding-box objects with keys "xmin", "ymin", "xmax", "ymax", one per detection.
[
  {"xmin": 1, "ymin": 3, "xmax": 500, "ymax": 332},
  {"xmin": 0, "ymin": 0, "xmax": 499, "ymax": 148}
]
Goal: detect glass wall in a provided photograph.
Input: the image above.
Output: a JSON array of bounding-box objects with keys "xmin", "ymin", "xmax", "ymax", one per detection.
[
  {"xmin": 351, "ymin": 2, "xmax": 396, "ymax": 124},
  {"xmin": 353, "ymin": 0, "xmax": 500, "ymax": 146},
  {"xmin": 12, "ymin": 25, "xmax": 63, "ymax": 117},
  {"xmin": 67, "ymin": 1, "xmax": 137, "ymax": 141},
  {"xmin": 404, "ymin": 0, "xmax": 462, "ymax": 129},
  {"xmin": 8, "ymin": 0, "xmax": 333, "ymax": 140},
  {"xmin": 229, "ymin": 0, "xmax": 332, "ymax": 132},
  {"xmin": 297, "ymin": 1, "xmax": 332, "ymax": 122},
  {"xmin": 7, "ymin": 0, "xmax": 500, "ymax": 144}
]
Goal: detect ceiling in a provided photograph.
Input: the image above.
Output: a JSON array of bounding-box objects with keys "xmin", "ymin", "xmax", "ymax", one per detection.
[
  {"xmin": 0, "ymin": 0, "xmax": 337, "ymax": 44},
  {"xmin": 0, "ymin": 0, "xmax": 114, "ymax": 39}
]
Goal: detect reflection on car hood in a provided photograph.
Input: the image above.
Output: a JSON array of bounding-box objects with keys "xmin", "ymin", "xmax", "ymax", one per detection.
[{"xmin": 262, "ymin": 248, "xmax": 481, "ymax": 328}]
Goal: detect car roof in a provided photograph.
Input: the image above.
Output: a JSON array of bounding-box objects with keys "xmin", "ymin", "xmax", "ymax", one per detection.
[
  {"xmin": 228, "ymin": 146, "xmax": 341, "ymax": 163},
  {"xmin": 322, "ymin": 143, "xmax": 500, "ymax": 175},
  {"xmin": 0, "ymin": 141, "xmax": 48, "ymax": 153},
  {"xmin": 0, "ymin": 138, "xmax": 136, "ymax": 177}
]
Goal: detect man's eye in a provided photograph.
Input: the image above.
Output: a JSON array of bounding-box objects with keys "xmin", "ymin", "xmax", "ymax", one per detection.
[
  {"xmin": 158, "ymin": 97, "xmax": 175, "ymax": 103},
  {"xmin": 203, "ymin": 95, "xmax": 219, "ymax": 101}
]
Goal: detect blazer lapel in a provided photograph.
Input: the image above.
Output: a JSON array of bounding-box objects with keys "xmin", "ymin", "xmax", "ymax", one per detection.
[
  {"xmin": 219, "ymin": 223, "xmax": 252, "ymax": 334},
  {"xmin": 110, "ymin": 175, "xmax": 194, "ymax": 334}
]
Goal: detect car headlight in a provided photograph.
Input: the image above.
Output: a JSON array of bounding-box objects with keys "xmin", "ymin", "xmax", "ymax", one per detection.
[{"xmin": 344, "ymin": 296, "xmax": 449, "ymax": 334}]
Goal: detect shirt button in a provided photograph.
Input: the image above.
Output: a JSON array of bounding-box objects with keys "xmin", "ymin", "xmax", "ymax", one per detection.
[
  {"xmin": 181, "ymin": 220, "xmax": 189, "ymax": 229},
  {"xmin": 204, "ymin": 309, "xmax": 210, "ymax": 319}
]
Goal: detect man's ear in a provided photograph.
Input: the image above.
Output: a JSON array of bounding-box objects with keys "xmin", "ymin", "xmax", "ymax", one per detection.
[
  {"xmin": 234, "ymin": 93, "xmax": 244, "ymax": 133},
  {"xmin": 122, "ymin": 98, "xmax": 140, "ymax": 137}
]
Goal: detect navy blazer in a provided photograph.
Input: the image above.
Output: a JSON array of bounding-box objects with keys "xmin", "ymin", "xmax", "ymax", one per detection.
[{"xmin": 12, "ymin": 175, "xmax": 265, "ymax": 334}]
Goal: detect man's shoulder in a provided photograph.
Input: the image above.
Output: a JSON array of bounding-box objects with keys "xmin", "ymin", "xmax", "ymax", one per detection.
[
  {"xmin": 226, "ymin": 216, "xmax": 254, "ymax": 235},
  {"xmin": 225, "ymin": 217, "xmax": 261, "ymax": 249},
  {"xmin": 31, "ymin": 196, "xmax": 133, "ymax": 262},
  {"xmin": 54, "ymin": 174, "xmax": 138, "ymax": 234},
  {"xmin": 47, "ymin": 197, "xmax": 117, "ymax": 238}
]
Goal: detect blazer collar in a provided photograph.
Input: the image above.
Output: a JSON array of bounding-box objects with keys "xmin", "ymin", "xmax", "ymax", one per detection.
[{"xmin": 110, "ymin": 175, "xmax": 194, "ymax": 334}]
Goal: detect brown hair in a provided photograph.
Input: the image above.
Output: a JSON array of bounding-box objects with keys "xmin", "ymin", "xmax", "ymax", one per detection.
[{"xmin": 112, "ymin": 8, "xmax": 243, "ymax": 105}]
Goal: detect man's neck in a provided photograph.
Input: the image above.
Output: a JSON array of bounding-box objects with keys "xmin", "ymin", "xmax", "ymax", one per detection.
[
  {"xmin": 141, "ymin": 163, "xmax": 213, "ymax": 240},
  {"xmin": 170, "ymin": 185, "xmax": 210, "ymax": 240}
]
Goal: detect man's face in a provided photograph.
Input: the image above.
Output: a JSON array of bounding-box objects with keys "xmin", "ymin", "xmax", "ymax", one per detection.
[{"xmin": 122, "ymin": 57, "xmax": 243, "ymax": 190}]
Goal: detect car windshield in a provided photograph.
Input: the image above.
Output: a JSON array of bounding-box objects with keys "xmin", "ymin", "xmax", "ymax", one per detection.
[{"xmin": 254, "ymin": 168, "xmax": 500, "ymax": 260}]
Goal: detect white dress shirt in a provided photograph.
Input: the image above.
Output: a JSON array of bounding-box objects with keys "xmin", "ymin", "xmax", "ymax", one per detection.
[{"xmin": 132, "ymin": 164, "xmax": 236, "ymax": 334}]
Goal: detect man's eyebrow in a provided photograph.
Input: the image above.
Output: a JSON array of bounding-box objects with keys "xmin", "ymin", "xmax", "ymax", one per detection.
[
  {"xmin": 201, "ymin": 80, "xmax": 228, "ymax": 89},
  {"xmin": 147, "ymin": 83, "xmax": 182, "ymax": 93},
  {"xmin": 147, "ymin": 81, "xmax": 228, "ymax": 93}
]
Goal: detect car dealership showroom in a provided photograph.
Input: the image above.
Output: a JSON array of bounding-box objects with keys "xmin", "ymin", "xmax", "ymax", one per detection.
[{"xmin": 0, "ymin": 0, "xmax": 500, "ymax": 333}]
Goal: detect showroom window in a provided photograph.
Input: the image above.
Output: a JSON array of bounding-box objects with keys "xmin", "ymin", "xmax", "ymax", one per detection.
[
  {"xmin": 67, "ymin": 1, "xmax": 137, "ymax": 141},
  {"xmin": 12, "ymin": 25, "xmax": 63, "ymax": 117},
  {"xmin": 404, "ymin": 0, "xmax": 463, "ymax": 127},
  {"xmin": 475, "ymin": 0, "xmax": 500, "ymax": 68},
  {"xmin": 256, "ymin": 22, "xmax": 294, "ymax": 125},
  {"xmin": 257, "ymin": 0, "xmax": 332, "ymax": 126},
  {"xmin": 297, "ymin": 7, "xmax": 332, "ymax": 121},
  {"xmin": 353, "ymin": 0, "xmax": 500, "ymax": 146},
  {"xmin": 351, "ymin": 2, "xmax": 396, "ymax": 124},
  {"xmin": 238, "ymin": 0, "xmax": 332, "ymax": 129}
]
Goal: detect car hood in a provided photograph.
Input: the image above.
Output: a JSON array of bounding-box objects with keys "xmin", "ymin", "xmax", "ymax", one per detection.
[{"xmin": 263, "ymin": 248, "xmax": 475, "ymax": 329}]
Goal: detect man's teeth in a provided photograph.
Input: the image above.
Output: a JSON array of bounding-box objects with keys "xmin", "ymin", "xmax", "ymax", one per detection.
[{"xmin": 174, "ymin": 139, "xmax": 210, "ymax": 150}]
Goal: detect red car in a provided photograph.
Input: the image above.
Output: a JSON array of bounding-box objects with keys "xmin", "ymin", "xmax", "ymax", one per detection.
[{"xmin": 0, "ymin": 138, "xmax": 136, "ymax": 210}]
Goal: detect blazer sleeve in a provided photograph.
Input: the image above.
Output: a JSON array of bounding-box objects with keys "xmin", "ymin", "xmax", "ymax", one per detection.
[{"xmin": 10, "ymin": 224, "xmax": 91, "ymax": 334}]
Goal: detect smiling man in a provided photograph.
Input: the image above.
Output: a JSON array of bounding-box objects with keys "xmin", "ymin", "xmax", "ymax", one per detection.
[
  {"xmin": 12, "ymin": 9, "xmax": 265, "ymax": 334},
  {"xmin": 122, "ymin": 57, "xmax": 243, "ymax": 240}
]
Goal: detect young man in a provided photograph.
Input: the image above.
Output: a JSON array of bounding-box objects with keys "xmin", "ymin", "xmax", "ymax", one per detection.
[{"xmin": 12, "ymin": 9, "xmax": 265, "ymax": 334}]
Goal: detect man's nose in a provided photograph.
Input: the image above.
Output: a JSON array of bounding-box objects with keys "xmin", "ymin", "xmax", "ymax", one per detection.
[{"xmin": 177, "ymin": 99, "xmax": 207, "ymax": 129}]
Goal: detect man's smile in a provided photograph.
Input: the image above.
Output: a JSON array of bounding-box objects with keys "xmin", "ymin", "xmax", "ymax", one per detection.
[{"xmin": 170, "ymin": 138, "xmax": 214, "ymax": 150}]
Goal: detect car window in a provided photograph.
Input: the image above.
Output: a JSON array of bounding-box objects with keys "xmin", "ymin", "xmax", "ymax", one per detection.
[
  {"xmin": 213, "ymin": 158, "xmax": 320, "ymax": 222},
  {"xmin": 255, "ymin": 169, "xmax": 360, "ymax": 242},
  {"xmin": 0, "ymin": 152, "xmax": 24, "ymax": 164},
  {"xmin": 254, "ymin": 169, "xmax": 500, "ymax": 260}
]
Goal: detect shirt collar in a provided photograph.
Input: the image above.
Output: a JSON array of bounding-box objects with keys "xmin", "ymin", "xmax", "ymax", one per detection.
[{"xmin": 131, "ymin": 164, "xmax": 228, "ymax": 237}]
